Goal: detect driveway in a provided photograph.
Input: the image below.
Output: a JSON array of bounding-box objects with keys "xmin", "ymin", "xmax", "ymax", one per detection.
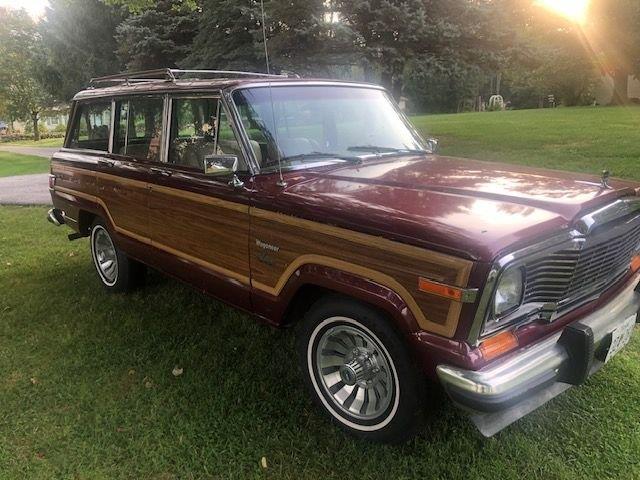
[
  {"xmin": 0, "ymin": 174, "xmax": 50, "ymax": 205},
  {"xmin": 0, "ymin": 146, "xmax": 60, "ymax": 158}
]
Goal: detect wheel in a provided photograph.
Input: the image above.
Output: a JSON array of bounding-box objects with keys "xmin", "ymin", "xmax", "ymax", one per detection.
[
  {"xmin": 90, "ymin": 219, "xmax": 145, "ymax": 292},
  {"xmin": 296, "ymin": 295, "xmax": 425, "ymax": 443}
]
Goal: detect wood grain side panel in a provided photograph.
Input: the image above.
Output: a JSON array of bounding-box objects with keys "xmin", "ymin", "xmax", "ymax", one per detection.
[
  {"xmin": 148, "ymin": 186, "xmax": 251, "ymax": 279},
  {"xmin": 97, "ymin": 176, "xmax": 149, "ymax": 239},
  {"xmin": 249, "ymin": 208, "xmax": 473, "ymax": 337},
  {"xmin": 52, "ymin": 163, "xmax": 97, "ymax": 197}
]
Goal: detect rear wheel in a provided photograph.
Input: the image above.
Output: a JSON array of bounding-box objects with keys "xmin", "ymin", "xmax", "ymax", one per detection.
[
  {"xmin": 90, "ymin": 220, "xmax": 144, "ymax": 292},
  {"xmin": 296, "ymin": 295, "xmax": 424, "ymax": 443}
]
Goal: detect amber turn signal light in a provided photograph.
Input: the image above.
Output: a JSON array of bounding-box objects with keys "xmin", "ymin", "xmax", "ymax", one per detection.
[
  {"xmin": 631, "ymin": 254, "xmax": 640, "ymax": 273},
  {"xmin": 418, "ymin": 277, "xmax": 463, "ymax": 301},
  {"xmin": 479, "ymin": 330, "xmax": 519, "ymax": 361}
]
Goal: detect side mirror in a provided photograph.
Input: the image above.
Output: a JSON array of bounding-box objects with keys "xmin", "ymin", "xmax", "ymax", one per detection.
[
  {"xmin": 204, "ymin": 154, "xmax": 238, "ymax": 175},
  {"xmin": 426, "ymin": 138, "xmax": 439, "ymax": 153}
]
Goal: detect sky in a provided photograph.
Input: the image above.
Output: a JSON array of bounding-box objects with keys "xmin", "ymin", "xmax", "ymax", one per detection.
[{"xmin": 0, "ymin": 0, "xmax": 49, "ymax": 19}]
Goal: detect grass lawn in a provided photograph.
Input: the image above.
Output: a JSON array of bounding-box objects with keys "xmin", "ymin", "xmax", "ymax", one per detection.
[
  {"xmin": 1, "ymin": 137, "xmax": 64, "ymax": 147},
  {"xmin": 413, "ymin": 105, "xmax": 640, "ymax": 181},
  {"xmin": 1, "ymin": 206, "xmax": 639, "ymax": 479},
  {"xmin": 0, "ymin": 152, "xmax": 49, "ymax": 177}
]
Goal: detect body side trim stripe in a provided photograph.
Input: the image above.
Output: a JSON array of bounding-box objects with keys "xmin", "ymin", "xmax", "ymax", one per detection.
[
  {"xmin": 250, "ymin": 207, "xmax": 473, "ymax": 287},
  {"xmin": 251, "ymin": 254, "xmax": 456, "ymax": 337},
  {"xmin": 53, "ymin": 163, "xmax": 248, "ymax": 213}
]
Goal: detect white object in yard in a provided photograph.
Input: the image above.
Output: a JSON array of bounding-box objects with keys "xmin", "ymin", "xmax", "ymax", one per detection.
[{"xmin": 489, "ymin": 95, "xmax": 505, "ymax": 110}]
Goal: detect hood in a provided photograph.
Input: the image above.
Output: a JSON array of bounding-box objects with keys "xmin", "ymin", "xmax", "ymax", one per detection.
[{"xmin": 279, "ymin": 155, "xmax": 639, "ymax": 261}]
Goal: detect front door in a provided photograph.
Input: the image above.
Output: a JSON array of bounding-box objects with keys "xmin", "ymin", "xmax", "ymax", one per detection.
[{"xmin": 147, "ymin": 95, "xmax": 253, "ymax": 310}]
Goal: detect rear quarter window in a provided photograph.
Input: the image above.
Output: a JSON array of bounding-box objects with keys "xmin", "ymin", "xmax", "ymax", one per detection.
[{"xmin": 67, "ymin": 101, "xmax": 112, "ymax": 151}]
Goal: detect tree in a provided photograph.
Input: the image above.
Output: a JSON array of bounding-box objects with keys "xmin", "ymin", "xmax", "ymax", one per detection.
[
  {"xmin": 37, "ymin": 0, "xmax": 124, "ymax": 102},
  {"xmin": 186, "ymin": 0, "xmax": 343, "ymax": 75},
  {"xmin": 335, "ymin": 0, "xmax": 512, "ymax": 100},
  {"xmin": 588, "ymin": 0, "xmax": 640, "ymax": 104},
  {"xmin": 105, "ymin": 0, "xmax": 198, "ymax": 14},
  {"xmin": 186, "ymin": 0, "xmax": 265, "ymax": 71},
  {"xmin": 500, "ymin": 2, "xmax": 599, "ymax": 108},
  {"xmin": 336, "ymin": 0, "xmax": 433, "ymax": 97},
  {"xmin": 0, "ymin": 8, "xmax": 52, "ymax": 140},
  {"xmin": 115, "ymin": 0, "xmax": 199, "ymax": 70}
]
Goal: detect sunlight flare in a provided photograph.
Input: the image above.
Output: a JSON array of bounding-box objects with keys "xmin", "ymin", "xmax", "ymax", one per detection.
[
  {"xmin": 0, "ymin": 0, "xmax": 49, "ymax": 19},
  {"xmin": 536, "ymin": 0, "xmax": 590, "ymax": 24}
]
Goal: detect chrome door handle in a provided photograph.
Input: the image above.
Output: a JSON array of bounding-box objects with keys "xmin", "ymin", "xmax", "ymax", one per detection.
[
  {"xmin": 98, "ymin": 159, "xmax": 115, "ymax": 167},
  {"xmin": 228, "ymin": 174, "xmax": 245, "ymax": 189},
  {"xmin": 150, "ymin": 167, "xmax": 173, "ymax": 177}
]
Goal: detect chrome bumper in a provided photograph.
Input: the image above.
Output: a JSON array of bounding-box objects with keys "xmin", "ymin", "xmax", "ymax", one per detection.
[{"xmin": 437, "ymin": 272, "xmax": 640, "ymax": 436}]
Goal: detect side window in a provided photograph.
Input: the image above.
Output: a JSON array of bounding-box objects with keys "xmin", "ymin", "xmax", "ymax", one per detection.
[
  {"xmin": 67, "ymin": 101, "xmax": 112, "ymax": 151},
  {"xmin": 168, "ymin": 97, "xmax": 218, "ymax": 168},
  {"xmin": 168, "ymin": 97, "xmax": 247, "ymax": 171},
  {"xmin": 216, "ymin": 107, "xmax": 251, "ymax": 169},
  {"xmin": 114, "ymin": 96, "xmax": 164, "ymax": 162}
]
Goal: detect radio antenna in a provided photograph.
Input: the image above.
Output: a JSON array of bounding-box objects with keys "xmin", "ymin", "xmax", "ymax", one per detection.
[
  {"xmin": 260, "ymin": 0, "xmax": 287, "ymax": 187},
  {"xmin": 260, "ymin": 0, "xmax": 270, "ymax": 75}
]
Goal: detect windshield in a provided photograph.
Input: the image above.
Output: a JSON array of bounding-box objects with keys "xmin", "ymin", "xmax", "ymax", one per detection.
[{"xmin": 232, "ymin": 85, "xmax": 428, "ymax": 171}]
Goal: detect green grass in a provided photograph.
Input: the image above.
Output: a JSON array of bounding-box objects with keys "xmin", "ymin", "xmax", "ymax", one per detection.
[
  {"xmin": 1, "ymin": 205, "xmax": 639, "ymax": 479},
  {"xmin": 1, "ymin": 137, "xmax": 64, "ymax": 147},
  {"xmin": 0, "ymin": 152, "xmax": 49, "ymax": 177},
  {"xmin": 413, "ymin": 105, "xmax": 640, "ymax": 181}
]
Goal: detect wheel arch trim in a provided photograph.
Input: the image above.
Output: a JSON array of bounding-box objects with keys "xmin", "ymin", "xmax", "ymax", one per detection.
[{"xmin": 254, "ymin": 254, "xmax": 451, "ymax": 335}]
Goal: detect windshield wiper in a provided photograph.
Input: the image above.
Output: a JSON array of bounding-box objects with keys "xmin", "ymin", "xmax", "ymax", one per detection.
[
  {"xmin": 281, "ymin": 152, "xmax": 361, "ymax": 163},
  {"xmin": 347, "ymin": 145, "xmax": 428, "ymax": 155}
]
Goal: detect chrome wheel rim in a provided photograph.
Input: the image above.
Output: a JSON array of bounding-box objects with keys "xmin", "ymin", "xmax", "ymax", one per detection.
[
  {"xmin": 314, "ymin": 320, "xmax": 396, "ymax": 422},
  {"xmin": 92, "ymin": 226, "xmax": 118, "ymax": 286}
]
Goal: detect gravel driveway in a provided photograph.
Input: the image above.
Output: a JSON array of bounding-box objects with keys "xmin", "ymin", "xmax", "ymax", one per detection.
[
  {"xmin": 0, "ymin": 146, "xmax": 60, "ymax": 158},
  {"xmin": 0, "ymin": 146, "xmax": 57, "ymax": 205},
  {"xmin": 0, "ymin": 174, "xmax": 51, "ymax": 205}
]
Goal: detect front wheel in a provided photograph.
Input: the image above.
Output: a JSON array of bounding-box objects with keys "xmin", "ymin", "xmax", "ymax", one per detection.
[
  {"xmin": 90, "ymin": 220, "xmax": 145, "ymax": 292},
  {"xmin": 296, "ymin": 296, "xmax": 425, "ymax": 443}
]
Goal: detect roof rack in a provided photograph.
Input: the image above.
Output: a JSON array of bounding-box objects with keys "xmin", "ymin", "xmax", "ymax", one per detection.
[{"xmin": 89, "ymin": 68, "xmax": 287, "ymax": 86}]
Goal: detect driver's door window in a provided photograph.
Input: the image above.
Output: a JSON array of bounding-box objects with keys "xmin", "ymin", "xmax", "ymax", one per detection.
[{"xmin": 168, "ymin": 97, "xmax": 247, "ymax": 171}]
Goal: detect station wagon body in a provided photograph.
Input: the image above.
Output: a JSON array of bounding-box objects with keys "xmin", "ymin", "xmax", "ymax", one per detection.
[{"xmin": 48, "ymin": 69, "xmax": 640, "ymax": 442}]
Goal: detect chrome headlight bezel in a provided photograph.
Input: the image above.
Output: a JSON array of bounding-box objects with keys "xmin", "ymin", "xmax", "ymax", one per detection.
[
  {"xmin": 481, "ymin": 265, "xmax": 525, "ymax": 337},
  {"xmin": 467, "ymin": 230, "xmax": 581, "ymax": 345}
]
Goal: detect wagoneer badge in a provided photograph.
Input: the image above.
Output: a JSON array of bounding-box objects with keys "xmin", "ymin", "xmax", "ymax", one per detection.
[{"xmin": 256, "ymin": 239, "xmax": 280, "ymax": 252}]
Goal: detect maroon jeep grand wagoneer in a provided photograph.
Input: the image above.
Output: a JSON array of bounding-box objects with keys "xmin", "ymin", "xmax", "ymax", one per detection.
[{"xmin": 48, "ymin": 69, "xmax": 640, "ymax": 442}]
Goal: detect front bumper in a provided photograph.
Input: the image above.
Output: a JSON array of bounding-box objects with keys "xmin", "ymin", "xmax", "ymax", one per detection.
[{"xmin": 437, "ymin": 272, "xmax": 640, "ymax": 436}]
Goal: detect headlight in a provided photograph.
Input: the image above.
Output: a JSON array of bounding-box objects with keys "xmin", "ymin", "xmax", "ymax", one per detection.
[{"xmin": 482, "ymin": 266, "xmax": 524, "ymax": 336}]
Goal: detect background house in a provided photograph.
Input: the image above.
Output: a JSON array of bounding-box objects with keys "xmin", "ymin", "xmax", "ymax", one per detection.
[
  {"xmin": 595, "ymin": 74, "xmax": 640, "ymax": 105},
  {"xmin": 10, "ymin": 104, "xmax": 69, "ymax": 134}
]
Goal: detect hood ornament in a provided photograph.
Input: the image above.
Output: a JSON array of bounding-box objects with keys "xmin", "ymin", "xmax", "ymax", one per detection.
[{"xmin": 600, "ymin": 169, "xmax": 611, "ymax": 189}]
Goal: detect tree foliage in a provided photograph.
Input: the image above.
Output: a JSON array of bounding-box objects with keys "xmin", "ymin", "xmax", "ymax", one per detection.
[
  {"xmin": 186, "ymin": 0, "xmax": 337, "ymax": 74},
  {"xmin": 115, "ymin": 0, "xmax": 199, "ymax": 70},
  {"xmin": 3, "ymin": 0, "xmax": 637, "ymax": 117},
  {"xmin": 37, "ymin": 0, "xmax": 124, "ymax": 101},
  {"xmin": 0, "ymin": 8, "xmax": 52, "ymax": 139}
]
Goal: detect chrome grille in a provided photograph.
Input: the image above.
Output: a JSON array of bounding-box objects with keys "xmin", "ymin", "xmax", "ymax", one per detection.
[{"xmin": 523, "ymin": 218, "xmax": 640, "ymax": 309}]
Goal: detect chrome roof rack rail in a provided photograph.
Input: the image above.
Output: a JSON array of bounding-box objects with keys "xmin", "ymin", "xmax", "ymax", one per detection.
[{"xmin": 90, "ymin": 68, "xmax": 288, "ymax": 86}]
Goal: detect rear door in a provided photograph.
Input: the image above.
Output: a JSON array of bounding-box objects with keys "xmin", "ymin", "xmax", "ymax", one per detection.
[
  {"xmin": 64, "ymin": 98, "xmax": 151, "ymax": 241},
  {"xmin": 147, "ymin": 94, "xmax": 253, "ymax": 309}
]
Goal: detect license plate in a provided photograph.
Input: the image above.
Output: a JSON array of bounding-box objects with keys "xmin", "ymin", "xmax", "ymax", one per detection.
[{"xmin": 605, "ymin": 314, "xmax": 637, "ymax": 363}]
